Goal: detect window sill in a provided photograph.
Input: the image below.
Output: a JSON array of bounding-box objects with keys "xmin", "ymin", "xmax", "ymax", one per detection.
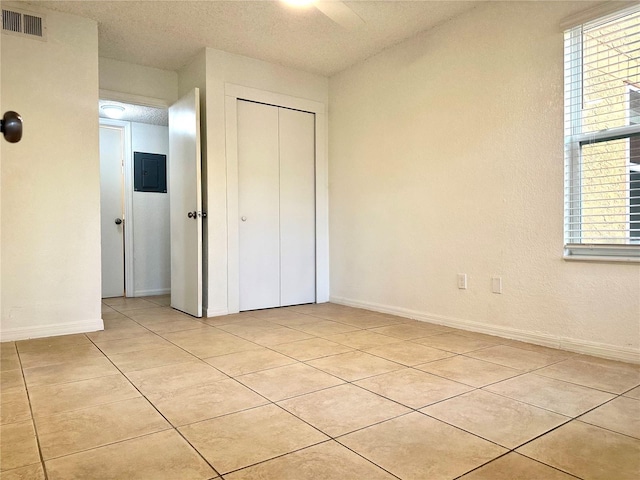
[{"xmin": 563, "ymin": 254, "xmax": 640, "ymax": 263}]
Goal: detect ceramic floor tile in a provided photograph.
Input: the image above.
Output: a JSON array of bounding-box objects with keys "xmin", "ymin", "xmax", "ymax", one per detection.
[
  {"xmin": 140, "ymin": 318, "xmax": 207, "ymax": 334},
  {"xmin": 467, "ymin": 345, "xmax": 564, "ymax": 371},
  {"xmin": 124, "ymin": 307, "xmax": 192, "ymax": 322},
  {"xmin": 364, "ymin": 342, "xmax": 454, "ymax": 366},
  {"xmin": 18, "ymin": 344, "xmax": 104, "ymax": 369},
  {"xmin": 247, "ymin": 309, "xmax": 311, "ymax": 320},
  {"xmin": 236, "ymin": 363, "xmax": 344, "ymax": 401},
  {"xmin": 234, "ymin": 327, "xmax": 315, "ymax": 346},
  {"xmin": 323, "ymin": 330, "xmax": 401, "ymax": 349},
  {"xmin": 203, "ymin": 348, "xmax": 297, "ymax": 376},
  {"xmin": 45, "ymin": 429, "xmax": 216, "ymax": 480},
  {"xmin": 29, "ymin": 374, "xmax": 140, "ymax": 418},
  {"xmin": 224, "ymin": 441, "xmax": 397, "ymax": 480},
  {"xmin": 458, "ymin": 452, "xmax": 579, "ymax": 479},
  {"xmin": 16, "ymin": 334, "xmax": 90, "ymax": 353},
  {"xmin": 416, "ymin": 355, "xmax": 521, "ymax": 387},
  {"xmin": 216, "ymin": 322, "xmax": 282, "ymax": 337},
  {"xmin": 421, "ymin": 390, "xmax": 569, "ymax": 449},
  {"xmin": 484, "ymin": 373, "xmax": 616, "ymax": 417},
  {"xmin": 86, "ymin": 323, "xmax": 151, "ymax": 342},
  {"xmin": 1, "ymin": 389, "xmax": 31, "ymax": 425},
  {"xmin": 163, "ymin": 330, "xmax": 258, "ymax": 358},
  {"xmin": 368, "ymin": 323, "xmax": 446, "ymax": 340},
  {"xmin": 1, "ymin": 351, "xmax": 21, "ymax": 372},
  {"xmin": 125, "ymin": 361, "xmax": 227, "ymax": 396},
  {"xmin": 200, "ymin": 312, "xmax": 264, "ymax": 326},
  {"xmin": 0, "ymin": 463, "xmax": 46, "ymax": 480},
  {"xmin": 92, "ymin": 333, "xmax": 172, "ymax": 355},
  {"xmin": 107, "ymin": 345, "xmax": 197, "ymax": 373},
  {"xmin": 578, "ymin": 396, "xmax": 640, "ymax": 439},
  {"xmin": 179, "ymin": 404, "xmax": 328, "ymax": 474},
  {"xmin": 35, "ymin": 397, "xmax": 170, "ymax": 459},
  {"xmin": 103, "ymin": 297, "xmax": 158, "ymax": 312},
  {"xmin": 329, "ymin": 314, "xmax": 404, "ymax": 329},
  {"xmin": 625, "ymin": 385, "xmax": 640, "ymax": 399},
  {"xmin": 0, "ymin": 368, "xmax": 25, "ymax": 393},
  {"xmin": 413, "ymin": 332, "xmax": 500, "ymax": 353},
  {"xmin": 264, "ymin": 314, "xmax": 326, "ymax": 328},
  {"xmin": 307, "ymin": 351, "xmax": 404, "ymax": 382},
  {"xmin": 535, "ymin": 357, "xmax": 640, "ymax": 394},
  {"xmin": 291, "ymin": 320, "xmax": 360, "ymax": 337},
  {"xmin": 23, "ymin": 356, "xmax": 119, "ymax": 387},
  {"xmin": 278, "ymin": 384, "xmax": 411, "ymax": 437},
  {"xmin": 147, "ymin": 378, "xmax": 268, "ymax": 426},
  {"xmin": 354, "ymin": 368, "xmax": 472, "ymax": 408},
  {"xmin": 269, "ymin": 337, "xmax": 353, "ymax": 361},
  {"xmin": 339, "ymin": 412, "xmax": 506, "ymax": 480},
  {"xmin": 502, "ymin": 341, "xmax": 574, "ymax": 361},
  {"xmin": 518, "ymin": 420, "xmax": 640, "ymax": 480},
  {"xmin": 0, "ymin": 421, "xmax": 40, "ymax": 472},
  {"xmin": 144, "ymin": 294, "xmax": 171, "ymax": 306}
]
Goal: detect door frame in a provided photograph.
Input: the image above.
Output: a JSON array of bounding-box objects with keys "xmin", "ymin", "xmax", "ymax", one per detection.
[
  {"xmin": 99, "ymin": 118, "xmax": 134, "ymax": 296},
  {"xmin": 225, "ymin": 84, "xmax": 329, "ymax": 313}
]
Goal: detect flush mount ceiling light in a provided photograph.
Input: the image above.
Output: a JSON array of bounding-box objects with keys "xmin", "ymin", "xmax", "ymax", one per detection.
[
  {"xmin": 101, "ymin": 104, "xmax": 125, "ymax": 119},
  {"xmin": 281, "ymin": 0, "xmax": 364, "ymax": 30},
  {"xmin": 281, "ymin": 0, "xmax": 315, "ymax": 8}
]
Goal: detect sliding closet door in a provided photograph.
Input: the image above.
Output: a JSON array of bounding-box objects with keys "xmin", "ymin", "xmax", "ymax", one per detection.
[
  {"xmin": 238, "ymin": 100, "xmax": 280, "ymax": 311},
  {"xmin": 279, "ymin": 108, "xmax": 316, "ymax": 306},
  {"xmin": 237, "ymin": 99, "xmax": 316, "ymax": 311}
]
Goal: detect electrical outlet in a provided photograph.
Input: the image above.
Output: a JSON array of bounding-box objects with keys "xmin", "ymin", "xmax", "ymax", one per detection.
[
  {"xmin": 457, "ymin": 273, "xmax": 467, "ymax": 290},
  {"xmin": 491, "ymin": 276, "xmax": 502, "ymax": 294}
]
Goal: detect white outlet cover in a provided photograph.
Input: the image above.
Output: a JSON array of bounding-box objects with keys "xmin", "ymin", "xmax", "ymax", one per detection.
[{"xmin": 491, "ymin": 276, "xmax": 502, "ymax": 294}]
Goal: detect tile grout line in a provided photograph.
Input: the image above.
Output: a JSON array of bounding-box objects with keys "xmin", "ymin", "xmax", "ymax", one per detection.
[
  {"xmin": 84, "ymin": 332, "xmax": 224, "ymax": 479},
  {"xmin": 13, "ymin": 342, "xmax": 50, "ymax": 480}
]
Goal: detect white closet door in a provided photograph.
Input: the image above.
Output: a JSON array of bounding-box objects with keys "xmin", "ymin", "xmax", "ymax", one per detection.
[
  {"xmin": 238, "ymin": 100, "xmax": 281, "ymax": 311},
  {"xmin": 279, "ymin": 108, "xmax": 316, "ymax": 306}
]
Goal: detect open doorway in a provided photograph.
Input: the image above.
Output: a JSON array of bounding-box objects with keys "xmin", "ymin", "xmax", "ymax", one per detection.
[{"xmin": 99, "ymin": 100, "xmax": 171, "ymax": 300}]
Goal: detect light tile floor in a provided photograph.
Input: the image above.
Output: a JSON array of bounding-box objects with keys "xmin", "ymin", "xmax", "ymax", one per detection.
[{"xmin": 1, "ymin": 297, "xmax": 639, "ymax": 479}]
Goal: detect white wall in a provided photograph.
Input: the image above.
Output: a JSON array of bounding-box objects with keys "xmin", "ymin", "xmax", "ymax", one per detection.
[
  {"xmin": 194, "ymin": 48, "xmax": 329, "ymax": 316},
  {"xmin": 1, "ymin": 7, "xmax": 102, "ymax": 340},
  {"xmin": 329, "ymin": 2, "xmax": 640, "ymax": 362},
  {"xmin": 100, "ymin": 57, "xmax": 178, "ymax": 105},
  {"xmin": 131, "ymin": 122, "xmax": 170, "ymax": 296}
]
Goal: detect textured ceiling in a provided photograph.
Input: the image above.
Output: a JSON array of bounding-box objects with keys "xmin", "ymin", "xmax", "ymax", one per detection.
[
  {"xmin": 99, "ymin": 99, "xmax": 168, "ymax": 126},
  {"xmin": 22, "ymin": 0, "xmax": 481, "ymax": 76}
]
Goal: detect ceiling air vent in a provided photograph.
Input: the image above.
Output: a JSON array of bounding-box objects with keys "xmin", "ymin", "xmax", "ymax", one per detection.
[{"xmin": 2, "ymin": 8, "xmax": 46, "ymax": 40}]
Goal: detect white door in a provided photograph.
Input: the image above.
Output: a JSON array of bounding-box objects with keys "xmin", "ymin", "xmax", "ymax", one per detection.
[
  {"xmin": 169, "ymin": 88, "xmax": 202, "ymax": 317},
  {"xmin": 238, "ymin": 101, "xmax": 281, "ymax": 311},
  {"xmin": 100, "ymin": 125, "xmax": 125, "ymax": 298},
  {"xmin": 238, "ymin": 100, "xmax": 316, "ymax": 311},
  {"xmin": 279, "ymin": 108, "xmax": 316, "ymax": 306}
]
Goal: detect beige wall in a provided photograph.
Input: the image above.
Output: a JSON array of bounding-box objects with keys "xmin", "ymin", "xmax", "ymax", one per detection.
[
  {"xmin": 1, "ymin": 7, "xmax": 102, "ymax": 340},
  {"xmin": 329, "ymin": 1, "xmax": 640, "ymax": 361},
  {"xmin": 99, "ymin": 57, "xmax": 178, "ymax": 104}
]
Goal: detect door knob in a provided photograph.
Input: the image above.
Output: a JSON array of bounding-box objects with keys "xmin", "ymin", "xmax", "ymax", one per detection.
[
  {"xmin": 1, "ymin": 111, "xmax": 22, "ymax": 143},
  {"xmin": 241, "ymin": 216, "xmax": 247, "ymax": 222},
  {"xmin": 187, "ymin": 211, "xmax": 197, "ymax": 219},
  {"xmin": 115, "ymin": 218, "xmax": 123, "ymax": 225}
]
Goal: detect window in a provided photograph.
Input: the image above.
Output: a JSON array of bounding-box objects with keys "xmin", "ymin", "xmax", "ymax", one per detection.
[{"xmin": 564, "ymin": 6, "xmax": 640, "ymax": 260}]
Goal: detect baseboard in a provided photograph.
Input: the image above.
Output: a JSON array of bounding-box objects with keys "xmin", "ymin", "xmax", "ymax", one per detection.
[
  {"xmin": 132, "ymin": 288, "xmax": 170, "ymax": 297},
  {"xmin": 330, "ymin": 295, "xmax": 640, "ymax": 364},
  {"xmin": 0, "ymin": 318, "xmax": 104, "ymax": 342},
  {"xmin": 206, "ymin": 307, "xmax": 229, "ymax": 318}
]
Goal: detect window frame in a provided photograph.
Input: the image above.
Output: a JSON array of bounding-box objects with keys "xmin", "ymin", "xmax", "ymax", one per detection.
[{"xmin": 563, "ymin": 7, "xmax": 640, "ymax": 262}]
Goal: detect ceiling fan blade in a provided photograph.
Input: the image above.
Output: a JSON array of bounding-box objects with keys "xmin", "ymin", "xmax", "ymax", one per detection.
[{"xmin": 314, "ymin": 1, "xmax": 365, "ymax": 30}]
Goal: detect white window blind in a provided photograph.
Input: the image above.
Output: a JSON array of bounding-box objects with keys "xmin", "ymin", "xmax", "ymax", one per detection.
[{"xmin": 564, "ymin": 5, "xmax": 640, "ymax": 260}]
